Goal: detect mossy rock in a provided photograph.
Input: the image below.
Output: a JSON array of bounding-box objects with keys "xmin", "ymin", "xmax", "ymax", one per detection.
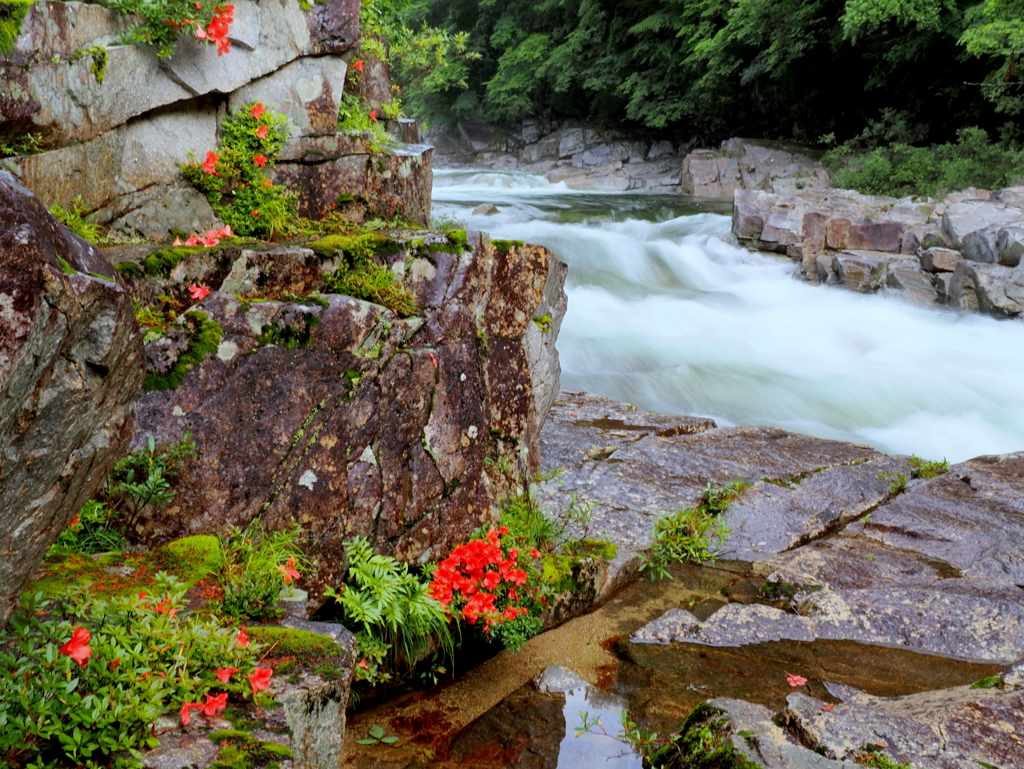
[
  {"xmin": 141, "ymin": 246, "xmax": 210, "ymax": 277},
  {"xmin": 247, "ymin": 626, "xmax": 342, "ymax": 661},
  {"xmin": 257, "ymin": 311, "xmax": 320, "ymax": 349},
  {"xmin": 0, "ymin": 0, "xmax": 32, "ymax": 55},
  {"xmin": 209, "ymin": 729, "xmax": 294, "ymax": 769},
  {"xmin": 562, "ymin": 538, "xmax": 618, "ymax": 562},
  {"xmin": 162, "ymin": 535, "xmax": 221, "ymax": 583},
  {"xmin": 492, "ymin": 239, "xmax": 524, "ymax": 255},
  {"xmin": 646, "ymin": 703, "xmax": 761, "ymax": 769},
  {"xmin": 143, "ymin": 311, "xmax": 223, "ymax": 391},
  {"xmin": 308, "ymin": 232, "xmax": 402, "ymax": 262}
]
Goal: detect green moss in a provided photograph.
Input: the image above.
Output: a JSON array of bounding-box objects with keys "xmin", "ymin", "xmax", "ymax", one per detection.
[
  {"xmin": 143, "ymin": 311, "xmax": 223, "ymax": 391},
  {"xmin": 311, "ymin": 661, "xmax": 344, "ymax": 680},
  {"xmin": 141, "ymin": 246, "xmax": 208, "ymax": 277},
  {"xmin": 970, "ymin": 675, "xmax": 1001, "ymax": 689},
  {"xmin": 209, "ymin": 730, "xmax": 294, "ymax": 769},
  {"xmin": 492, "ymin": 239, "xmax": 523, "ymax": 255},
  {"xmin": 308, "ymin": 232, "xmax": 400, "ymax": 262},
  {"xmin": 55, "ymin": 256, "xmax": 77, "ymax": 275},
  {"xmin": 161, "ymin": 535, "xmax": 221, "ymax": 583},
  {"xmin": 562, "ymin": 538, "xmax": 617, "ymax": 562},
  {"xmin": 257, "ymin": 311, "xmax": 320, "ymax": 349},
  {"xmin": 647, "ymin": 703, "xmax": 761, "ymax": 769},
  {"xmin": 0, "ymin": 0, "xmax": 32, "ymax": 55},
  {"xmin": 445, "ymin": 229, "xmax": 468, "ymax": 253},
  {"xmin": 246, "ymin": 626, "xmax": 342, "ymax": 661},
  {"xmin": 72, "ymin": 45, "xmax": 108, "ymax": 83},
  {"xmin": 532, "ymin": 314, "xmax": 552, "ymax": 332},
  {"xmin": 324, "ymin": 261, "xmax": 417, "ymax": 317},
  {"xmin": 115, "ymin": 261, "xmax": 144, "ymax": 279}
]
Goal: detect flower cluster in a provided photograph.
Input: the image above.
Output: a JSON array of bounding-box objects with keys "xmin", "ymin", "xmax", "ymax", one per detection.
[
  {"xmin": 107, "ymin": 0, "xmax": 236, "ymax": 58},
  {"xmin": 193, "ymin": 3, "xmax": 234, "ymax": 55},
  {"xmin": 174, "ymin": 223, "xmax": 233, "ymax": 248},
  {"xmin": 428, "ymin": 527, "xmax": 531, "ymax": 631},
  {"xmin": 181, "ymin": 101, "xmax": 297, "ymax": 239}
]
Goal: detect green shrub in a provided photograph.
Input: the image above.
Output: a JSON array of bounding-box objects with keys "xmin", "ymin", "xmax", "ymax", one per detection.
[
  {"xmin": 0, "ymin": 576, "xmax": 267, "ymax": 769},
  {"xmin": 326, "ymin": 538, "xmax": 453, "ymax": 685},
  {"xmin": 638, "ymin": 481, "xmax": 746, "ymax": 581},
  {"xmin": 50, "ymin": 198, "xmax": 103, "ymax": 244},
  {"xmin": 824, "ymin": 127, "xmax": 1024, "ymax": 198},
  {"xmin": 908, "ymin": 455, "xmax": 949, "ymax": 479},
  {"xmin": 213, "ymin": 520, "xmax": 307, "ymax": 621}
]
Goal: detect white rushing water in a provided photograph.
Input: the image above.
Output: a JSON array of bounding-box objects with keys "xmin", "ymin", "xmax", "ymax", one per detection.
[{"xmin": 433, "ymin": 169, "xmax": 1024, "ymax": 463}]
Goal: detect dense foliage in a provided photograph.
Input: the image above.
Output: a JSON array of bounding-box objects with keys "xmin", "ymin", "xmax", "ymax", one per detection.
[{"xmin": 388, "ymin": 0, "xmax": 1024, "ymax": 144}]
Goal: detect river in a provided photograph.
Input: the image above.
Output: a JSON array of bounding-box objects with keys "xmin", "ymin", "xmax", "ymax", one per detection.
[{"xmin": 433, "ymin": 169, "xmax": 1024, "ymax": 463}]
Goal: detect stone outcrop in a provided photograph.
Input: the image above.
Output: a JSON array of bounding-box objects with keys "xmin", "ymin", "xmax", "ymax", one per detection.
[
  {"xmin": 118, "ymin": 232, "xmax": 566, "ymax": 611},
  {"xmin": 428, "ymin": 120, "xmax": 686, "ymax": 192},
  {"xmin": 540, "ymin": 390, "xmax": 1024, "ymax": 768},
  {"xmin": 0, "ymin": 170, "xmax": 144, "ymax": 625},
  {"xmin": 734, "ymin": 185, "xmax": 1024, "ymax": 319},
  {"xmin": 0, "ymin": 0, "xmax": 430, "ymax": 237},
  {"xmin": 681, "ymin": 138, "xmax": 831, "ymax": 198}
]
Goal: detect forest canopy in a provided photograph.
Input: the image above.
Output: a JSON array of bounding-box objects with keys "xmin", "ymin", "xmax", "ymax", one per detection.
[{"xmin": 383, "ymin": 0, "xmax": 1024, "ymax": 145}]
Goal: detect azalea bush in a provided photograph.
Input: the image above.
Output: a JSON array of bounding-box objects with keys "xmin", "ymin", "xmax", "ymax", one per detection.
[
  {"xmin": 213, "ymin": 520, "xmax": 307, "ymax": 621},
  {"xmin": 181, "ymin": 101, "xmax": 299, "ymax": 240},
  {"xmin": 100, "ymin": 0, "xmax": 234, "ymax": 58},
  {"xmin": 0, "ymin": 576, "xmax": 272, "ymax": 769}
]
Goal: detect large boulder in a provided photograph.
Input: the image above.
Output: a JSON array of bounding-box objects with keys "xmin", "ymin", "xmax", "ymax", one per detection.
[
  {"xmin": 119, "ymin": 232, "xmax": 566, "ymax": 609},
  {"xmin": 0, "ymin": 171, "xmax": 144, "ymax": 625}
]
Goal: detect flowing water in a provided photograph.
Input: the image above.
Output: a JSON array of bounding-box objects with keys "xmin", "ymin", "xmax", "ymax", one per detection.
[{"xmin": 433, "ymin": 169, "xmax": 1024, "ymax": 463}]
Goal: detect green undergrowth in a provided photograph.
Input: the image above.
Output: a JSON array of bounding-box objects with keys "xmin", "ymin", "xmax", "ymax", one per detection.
[
  {"xmin": 312, "ymin": 232, "xmax": 417, "ymax": 316},
  {"xmin": 853, "ymin": 745, "xmax": 911, "ymax": 769},
  {"xmin": 823, "ymin": 127, "xmax": 1024, "ymax": 199},
  {"xmin": 908, "ymin": 455, "xmax": 949, "ymax": 479},
  {"xmin": 246, "ymin": 627, "xmax": 341, "ymax": 661},
  {"xmin": 0, "ymin": 0, "xmax": 32, "ymax": 55},
  {"xmin": 639, "ymin": 481, "xmax": 748, "ymax": 581},
  {"xmin": 492, "ymin": 239, "xmax": 523, "ymax": 255},
  {"xmin": 257, "ymin": 312, "xmax": 320, "ymax": 349},
  {"xmin": 143, "ymin": 311, "xmax": 223, "ymax": 391},
  {"xmin": 208, "ymin": 730, "xmax": 294, "ymax": 769}
]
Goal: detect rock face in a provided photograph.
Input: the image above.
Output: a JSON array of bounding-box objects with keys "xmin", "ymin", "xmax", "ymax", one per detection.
[
  {"xmin": 0, "ymin": 0, "xmax": 428, "ymax": 238},
  {"xmin": 734, "ymin": 185, "xmax": 1024, "ymax": 319},
  {"xmin": 0, "ymin": 171, "xmax": 144, "ymax": 625},
  {"xmin": 681, "ymin": 138, "xmax": 830, "ymax": 198},
  {"xmin": 541, "ymin": 391, "xmax": 1024, "ymax": 767},
  {"xmin": 121, "ymin": 232, "xmax": 566, "ymax": 609}
]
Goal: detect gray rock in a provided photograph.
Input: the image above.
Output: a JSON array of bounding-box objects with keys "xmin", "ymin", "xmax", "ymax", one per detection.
[
  {"xmin": 997, "ymin": 224, "xmax": 1024, "ymax": 267},
  {"xmin": 918, "ymin": 246, "xmax": 961, "ymax": 272},
  {"xmin": 884, "ymin": 263, "xmax": 939, "ymax": 304},
  {"xmin": 941, "ymin": 200, "xmax": 1024, "ymax": 248},
  {"xmin": 143, "ymin": 736, "xmax": 220, "ymax": 769},
  {"xmin": 834, "ymin": 251, "xmax": 889, "ymax": 292},
  {"xmin": 0, "ymin": 171, "xmax": 144, "ymax": 626},
  {"xmin": 228, "ymin": 55, "xmax": 348, "ymax": 138},
  {"xmin": 960, "ymin": 222, "xmax": 1004, "ymax": 263},
  {"xmin": 107, "ymin": 184, "xmax": 219, "ymax": 240},
  {"xmin": 472, "ymin": 203, "xmax": 500, "ymax": 215},
  {"xmin": 631, "ymin": 608, "xmax": 704, "ymax": 644},
  {"xmin": 1002, "ymin": 657, "xmax": 1024, "ymax": 690},
  {"xmin": 948, "ymin": 260, "xmax": 1024, "ymax": 316}
]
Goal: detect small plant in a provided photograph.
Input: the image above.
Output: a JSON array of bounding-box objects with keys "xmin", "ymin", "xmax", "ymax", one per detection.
[
  {"xmin": 338, "ymin": 91, "xmax": 397, "ymax": 153},
  {"xmin": 181, "ymin": 102, "xmax": 299, "ymax": 240},
  {"xmin": 532, "ymin": 313, "xmax": 552, "ymax": 332},
  {"xmin": 47, "ymin": 500, "xmax": 126, "ymax": 556},
  {"xmin": 877, "ymin": 472, "xmax": 907, "ymax": 495},
  {"xmin": 0, "ymin": 131, "xmax": 42, "ymax": 158},
  {"xmin": 106, "ymin": 434, "xmax": 197, "ymax": 530},
  {"xmin": 213, "ymin": 520, "xmax": 306, "ymax": 621},
  {"xmin": 638, "ymin": 481, "xmax": 746, "ymax": 581},
  {"xmin": 327, "ymin": 538, "xmax": 454, "ymax": 685},
  {"xmin": 853, "ymin": 744, "xmax": 911, "ymax": 769},
  {"xmin": 908, "ymin": 455, "xmax": 949, "ymax": 479},
  {"xmin": 970, "ymin": 675, "xmax": 1001, "ymax": 689},
  {"xmin": 577, "ymin": 709, "xmax": 672, "ymax": 764},
  {"xmin": 50, "ymin": 197, "xmax": 104, "ymax": 244},
  {"xmin": 0, "ymin": 576, "xmax": 270, "ymax": 769},
  {"xmin": 354, "ymin": 724, "xmax": 400, "ymax": 746}
]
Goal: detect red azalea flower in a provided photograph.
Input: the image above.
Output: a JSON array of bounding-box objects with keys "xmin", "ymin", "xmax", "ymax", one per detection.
[
  {"xmin": 180, "ymin": 702, "xmax": 202, "ymax": 726},
  {"xmin": 260, "ymin": 178, "xmax": 273, "ymax": 190},
  {"xmin": 201, "ymin": 151, "xmax": 219, "ymax": 175},
  {"xmin": 251, "ymin": 209, "xmax": 261, "ymax": 218},
  {"xmin": 237, "ymin": 627, "xmax": 250, "ymax": 647},
  {"xmin": 215, "ymin": 667, "xmax": 238, "ymax": 683},
  {"xmin": 184, "ymin": 235, "xmax": 202, "ymax": 246},
  {"xmin": 68, "ymin": 514, "xmax": 80, "ymax": 527},
  {"xmin": 248, "ymin": 666, "xmax": 273, "ymax": 695},
  {"xmin": 188, "ymin": 284, "xmax": 211, "ymax": 300},
  {"xmin": 200, "ymin": 692, "xmax": 228, "ymax": 717},
  {"xmin": 277, "ymin": 555, "xmax": 300, "ymax": 584},
  {"xmin": 787, "ymin": 672, "xmax": 808, "ymax": 687},
  {"xmin": 255, "ymin": 125, "xmax": 268, "ymax": 140},
  {"xmin": 173, "ymin": 237, "xmax": 183, "ymax": 246},
  {"xmin": 217, "ymin": 224, "xmax": 233, "ymax": 237},
  {"xmin": 250, "ymin": 102, "xmax": 267, "ymax": 119},
  {"xmin": 352, "ymin": 59, "xmax": 363, "ymax": 72},
  {"xmin": 253, "ymin": 154, "xmax": 267, "ymax": 167},
  {"xmin": 109, "ymin": 657, "xmax": 121, "ymax": 670},
  {"xmin": 369, "ymin": 109, "xmax": 378, "ymax": 121},
  {"xmin": 194, "ymin": 25, "xmax": 207, "ymax": 39},
  {"xmin": 59, "ymin": 627, "xmax": 92, "ymax": 666}
]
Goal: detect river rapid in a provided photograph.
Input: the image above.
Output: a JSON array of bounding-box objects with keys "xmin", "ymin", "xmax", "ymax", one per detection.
[{"xmin": 433, "ymin": 169, "xmax": 1024, "ymax": 463}]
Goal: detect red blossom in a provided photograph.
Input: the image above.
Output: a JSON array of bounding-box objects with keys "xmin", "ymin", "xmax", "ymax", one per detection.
[
  {"xmin": 188, "ymin": 284, "xmax": 211, "ymax": 301},
  {"xmin": 369, "ymin": 109, "xmax": 378, "ymax": 121},
  {"xmin": 184, "ymin": 235, "xmax": 202, "ymax": 246},
  {"xmin": 194, "ymin": 25, "xmax": 207, "ymax": 39},
  {"xmin": 251, "ymin": 209, "xmax": 261, "ymax": 218},
  {"xmin": 68, "ymin": 514, "xmax": 80, "ymax": 528},
  {"xmin": 253, "ymin": 154, "xmax": 267, "ymax": 167},
  {"xmin": 200, "ymin": 692, "xmax": 228, "ymax": 717},
  {"xmin": 352, "ymin": 59, "xmax": 364, "ymax": 72},
  {"xmin": 787, "ymin": 672, "xmax": 808, "ymax": 687},
  {"xmin": 237, "ymin": 627, "xmax": 250, "ymax": 647},
  {"xmin": 215, "ymin": 667, "xmax": 238, "ymax": 683},
  {"xmin": 248, "ymin": 666, "xmax": 273, "ymax": 695},
  {"xmin": 255, "ymin": 125, "xmax": 269, "ymax": 140},
  {"xmin": 180, "ymin": 702, "xmax": 202, "ymax": 726},
  {"xmin": 277, "ymin": 555, "xmax": 301, "ymax": 584},
  {"xmin": 59, "ymin": 627, "xmax": 92, "ymax": 667},
  {"xmin": 201, "ymin": 151, "xmax": 219, "ymax": 175},
  {"xmin": 217, "ymin": 224, "xmax": 233, "ymax": 237},
  {"xmin": 173, "ymin": 237, "xmax": 183, "ymax": 246},
  {"xmin": 250, "ymin": 102, "xmax": 267, "ymax": 119}
]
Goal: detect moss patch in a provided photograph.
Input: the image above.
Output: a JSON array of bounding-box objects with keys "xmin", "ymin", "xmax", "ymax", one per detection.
[
  {"xmin": 0, "ymin": 0, "xmax": 32, "ymax": 55},
  {"xmin": 163, "ymin": 535, "xmax": 221, "ymax": 583},
  {"xmin": 247, "ymin": 626, "xmax": 341, "ymax": 661},
  {"xmin": 257, "ymin": 311, "xmax": 320, "ymax": 349},
  {"xmin": 71, "ymin": 45, "xmax": 108, "ymax": 83},
  {"xmin": 324, "ymin": 261, "xmax": 417, "ymax": 317},
  {"xmin": 648, "ymin": 703, "xmax": 761, "ymax": 769},
  {"xmin": 492, "ymin": 239, "xmax": 523, "ymax": 255},
  {"xmin": 143, "ymin": 311, "xmax": 223, "ymax": 391},
  {"xmin": 115, "ymin": 261, "xmax": 144, "ymax": 279},
  {"xmin": 308, "ymin": 232, "xmax": 401, "ymax": 261},
  {"xmin": 209, "ymin": 730, "xmax": 294, "ymax": 769},
  {"xmin": 141, "ymin": 246, "xmax": 209, "ymax": 277}
]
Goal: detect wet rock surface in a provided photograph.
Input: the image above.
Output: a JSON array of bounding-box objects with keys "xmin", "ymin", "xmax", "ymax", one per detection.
[
  {"xmin": 0, "ymin": 171, "xmax": 143, "ymax": 626},
  {"xmin": 126, "ymin": 234, "xmax": 565, "ymax": 612}
]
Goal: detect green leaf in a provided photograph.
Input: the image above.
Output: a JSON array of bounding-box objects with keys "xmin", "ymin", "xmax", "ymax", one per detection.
[
  {"xmin": 381, "ymin": 735, "xmax": 400, "ymax": 744},
  {"xmin": 369, "ymin": 724, "xmax": 385, "ymax": 739},
  {"xmin": 355, "ymin": 738, "xmax": 380, "ymax": 745}
]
